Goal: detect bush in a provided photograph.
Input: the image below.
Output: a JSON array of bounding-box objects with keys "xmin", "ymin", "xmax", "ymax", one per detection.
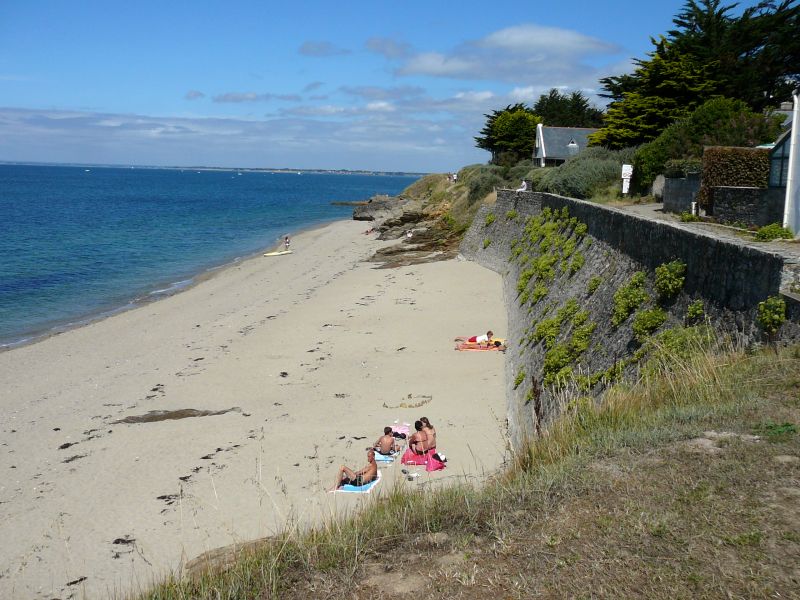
[
  {"xmin": 632, "ymin": 97, "xmax": 783, "ymax": 192},
  {"xmin": 484, "ymin": 213, "xmax": 495, "ymax": 226},
  {"xmin": 686, "ymin": 299, "xmax": 705, "ymax": 323},
  {"xmin": 506, "ymin": 209, "xmax": 519, "ymax": 221},
  {"xmin": 587, "ymin": 276, "xmax": 603, "ymax": 295},
  {"xmin": 465, "ymin": 166, "xmax": 505, "ymax": 205},
  {"xmin": 632, "ymin": 308, "xmax": 667, "ymax": 341},
  {"xmin": 754, "ymin": 223, "xmax": 794, "ymax": 242},
  {"xmin": 697, "ymin": 146, "xmax": 770, "ymax": 208},
  {"xmin": 612, "ymin": 272, "xmax": 650, "ymax": 326},
  {"xmin": 539, "ymin": 147, "xmax": 634, "ymax": 200},
  {"xmin": 513, "ymin": 368, "xmax": 526, "ymax": 389},
  {"xmin": 663, "ymin": 158, "xmax": 702, "ymax": 178},
  {"xmin": 679, "ymin": 211, "xmax": 700, "ymax": 222},
  {"xmin": 654, "ymin": 260, "xmax": 686, "ymax": 301},
  {"xmin": 483, "ymin": 238, "xmax": 491, "ymax": 249},
  {"xmin": 757, "ymin": 295, "xmax": 786, "ymax": 337}
]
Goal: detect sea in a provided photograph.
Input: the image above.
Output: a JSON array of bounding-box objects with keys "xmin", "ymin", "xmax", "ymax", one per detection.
[{"xmin": 0, "ymin": 164, "xmax": 418, "ymax": 348}]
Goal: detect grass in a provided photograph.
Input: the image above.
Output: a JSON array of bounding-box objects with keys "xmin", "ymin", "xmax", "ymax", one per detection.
[{"xmin": 137, "ymin": 341, "xmax": 800, "ymax": 599}]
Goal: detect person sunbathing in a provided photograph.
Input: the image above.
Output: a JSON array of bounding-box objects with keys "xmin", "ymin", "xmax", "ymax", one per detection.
[
  {"xmin": 409, "ymin": 420, "xmax": 428, "ymax": 455},
  {"xmin": 455, "ymin": 330, "xmax": 493, "ymax": 345},
  {"xmin": 420, "ymin": 417, "xmax": 436, "ymax": 452},
  {"xmin": 332, "ymin": 449, "xmax": 378, "ymax": 490},
  {"xmin": 373, "ymin": 426, "xmax": 399, "ymax": 455}
]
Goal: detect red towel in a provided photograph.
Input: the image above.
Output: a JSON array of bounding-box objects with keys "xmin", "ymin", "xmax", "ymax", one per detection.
[
  {"xmin": 401, "ymin": 447, "xmax": 428, "ymax": 466},
  {"xmin": 425, "ymin": 450, "xmax": 446, "ymax": 472}
]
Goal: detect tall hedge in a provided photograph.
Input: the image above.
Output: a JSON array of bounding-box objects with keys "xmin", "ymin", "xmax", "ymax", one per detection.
[{"xmin": 697, "ymin": 146, "xmax": 769, "ymax": 208}]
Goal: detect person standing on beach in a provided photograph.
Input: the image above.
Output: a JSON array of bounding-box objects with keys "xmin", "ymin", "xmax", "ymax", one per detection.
[{"xmin": 284, "ymin": 235, "xmax": 291, "ymax": 250}]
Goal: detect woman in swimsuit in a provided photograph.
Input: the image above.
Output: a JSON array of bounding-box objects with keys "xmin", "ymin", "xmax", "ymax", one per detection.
[
  {"xmin": 409, "ymin": 420, "xmax": 428, "ymax": 455},
  {"xmin": 420, "ymin": 417, "xmax": 436, "ymax": 452}
]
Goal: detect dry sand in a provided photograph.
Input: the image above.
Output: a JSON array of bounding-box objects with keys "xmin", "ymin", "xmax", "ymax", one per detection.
[{"xmin": 0, "ymin": 220, "xmax": 507, "ymax": 599}]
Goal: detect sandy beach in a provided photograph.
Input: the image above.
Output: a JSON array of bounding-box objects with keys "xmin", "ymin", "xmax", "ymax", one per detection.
[{"xmin": 0, "ymin": 219, "xmax": 507, "ymax": 599}]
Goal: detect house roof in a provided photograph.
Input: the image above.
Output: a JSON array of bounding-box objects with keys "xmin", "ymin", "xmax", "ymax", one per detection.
[{"xmin": 535, "ymin": 126, "xmax": 598, "ymax": 161}]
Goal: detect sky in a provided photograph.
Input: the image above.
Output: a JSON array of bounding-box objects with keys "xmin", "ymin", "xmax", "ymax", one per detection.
[{"xmin": 0, "ymin": 0, "xmax": 734, "ymax": 172}]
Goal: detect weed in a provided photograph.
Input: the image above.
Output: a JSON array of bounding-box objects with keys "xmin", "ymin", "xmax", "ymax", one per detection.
[
  {"xmin": 587, "ymin": 276, "xmax": 602, "ymax": 296},
  {"xmin": 632, "ymin": 308, "xmax": 667, "ymax": 341},
  {"xmin": 754, "ymin": 222, "xmax": 793, "ymax": 242},
  {"xmin": 612, "ymin": 272, "xmax": 650, "ymax": 326},
  {"xmin": 686, "ymin": 299, "xmax": 704, "ymax": 323},
  {"xmin": 484, "ymin": 213, "xmax": 496, "ymax": 226},
  {"xmin": 756, "ymin": 295, "xmax": 786, "ymax": 337},
  {"xmin": 753, "ymin": 421, "xmax": 797, "ymax": 442},
  {"xmin": 483, "ymin": 238, "xmax": 491, "ymax": 249},
  {"xmin": 654, "ymin": 260, "xmax": 686, "ymax": 301}
]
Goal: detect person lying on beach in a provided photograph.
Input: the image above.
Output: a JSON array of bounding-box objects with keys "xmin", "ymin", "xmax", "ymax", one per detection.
[
  {"xmin": 373, "ymin": 426, "xmax": 400, "ymax": 455},
  {"xmin": 409, "ymin": 421, "xmax": 428, "ymax": 455},
  {"xmin": 454, "ymin": 330, "xmax": 494, "ymax": 345},
  {"xmin": 332, "ymin": 449, "xmax": 378, "ymax": 491}
]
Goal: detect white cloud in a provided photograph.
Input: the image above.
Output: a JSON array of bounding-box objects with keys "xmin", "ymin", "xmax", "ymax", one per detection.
[
  {"xmin": 395, "ymin": 22, "xmax": 622, "ymax": 87},
  {"xmin": 366, "ymin": 101, "xmax": 395, "ymax": 112}
]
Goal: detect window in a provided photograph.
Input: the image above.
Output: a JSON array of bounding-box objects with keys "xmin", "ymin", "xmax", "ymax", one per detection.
[{"xmin": 770, "ymin": 133, "xmax": 790, "ymax": 188}]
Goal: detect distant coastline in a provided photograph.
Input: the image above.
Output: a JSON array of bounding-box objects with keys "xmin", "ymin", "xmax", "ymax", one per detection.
[{"xmin": 0, "ymin": 160, "xmax": 427, "ymax": 178}]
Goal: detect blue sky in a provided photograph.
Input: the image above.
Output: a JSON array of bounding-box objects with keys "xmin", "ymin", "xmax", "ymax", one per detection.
[{"xmin": 0, "ymin": 1, "xmax": 735, "ymax": 172}]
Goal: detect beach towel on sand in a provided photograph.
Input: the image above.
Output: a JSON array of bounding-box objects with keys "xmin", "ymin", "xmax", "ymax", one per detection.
[
  {"xmin": 455, "ymin": 342, "xmax": 504, "ymax": 352},
  {"xmin": 374, "ymin": 450, "xmax": 400, "ymax": 463},
  {"xmin": 401, "ymin": 447, "xmax": 428, "ymax": 466},
  {"xmin": 425, "ymin": 452, "xmax": 446, "ymax": 472},
  {"xmin": 331, "ymin": 470, "xmax": 382, "ymax": 494},
  {"xmin": 402, "ymin": 448, "xmax": 447, "ymax": 471}
]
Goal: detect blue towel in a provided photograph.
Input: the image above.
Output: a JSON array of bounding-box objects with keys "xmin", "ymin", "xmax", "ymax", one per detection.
[
  {"xmin": 333, "ymin": 470, "xmax": 382, "ymax": 494},
  {"xmin": 374, "ymin": 450, "xmax": 399, "ymax": 463}
]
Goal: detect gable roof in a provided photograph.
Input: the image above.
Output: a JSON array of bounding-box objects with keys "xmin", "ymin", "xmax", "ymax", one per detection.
[{"xmin": 535, "ymin": 126, "xmax": 599, "ymax": 161}]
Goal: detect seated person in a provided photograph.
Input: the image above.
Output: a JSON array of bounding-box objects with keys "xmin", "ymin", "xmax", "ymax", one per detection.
[
  {"xmin": 332, "ymin": 449, "xmax": 378, "ymax": 490},
  {"xmin": 373, "ymin": 426, "xmax": 400, "ymax": 455},
  {"xmin": 409, "ymin": 420, "xmax": 428, "ymax": 455},
  {"xmin": 420, "ymin": 417, "xmax": 436, "ymax": 452}
]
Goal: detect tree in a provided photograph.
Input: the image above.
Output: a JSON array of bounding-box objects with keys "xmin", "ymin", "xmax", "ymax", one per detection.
[
  {"xmin": 590, "ymin": 40, "xmax": 719, "ymax": 148},
  {"xmin": 474, "ymin": 104, "xmax": 540, "ymax": 165},
  {"xmin": 532, "ymin": 89, "xmax": 603, "ymax": 127},
  {"xmin": 594, "ymin": 0, "xmax": 799, "ymax": 147}
]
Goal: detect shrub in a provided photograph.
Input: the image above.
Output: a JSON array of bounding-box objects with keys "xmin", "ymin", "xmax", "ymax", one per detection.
[
  {"xmin": 697, "ymin": 146, "xmax": 770, "ymax": 208},
  {"xmin": 467, "ymin": 168, "xmax": 505, "ymax": 205},
  {"xmin": 632, "ymin": 308, "xmax": 667, "ymax": 341},
  {"xmin": 484, "ymin": 213, "xmax": 495, "ymax": 226},
  {"xmin": 632, "ymin": 97, "xmax": 783, "ymax": 192},
  {"xmin": 612, "ymin": 272, "xmax": 650, "ymax": 326},
  {"xmin": 569, "ymin": 252, "xmax": 585, "ymax": 275},
  {"xmin": 506, "ymin": 209, "xmax": 519, "ymax": 220},
  {"xmin": 483, "ymin": 238, "xmax": 491, "ymax": 249},
  {"xmin": 679, "ymin": 212, "xmax": 700, "ymax": 222},
  {"xmin": 754, "ymin": 223, "xmax": 794, "ymax": 242},
  {"xmin": 538, "ymin": 147, "xmax": 634, "ymax": 200},
  {"xmin": 654, "ymin": 260, "xmax": 686, "ymax": 301},
  {"xmin": 532, "ymin": 283, "xmax": 548, "ymax": 304},
  {"xmin": 757, "ymin": 295, "xmax": 786, "ymax": 337},
  {"xmin": 513, "ymin": 368, "xmax": 526, "ymax": 389},
  {"xmin": 663, "ymin": 158, "xmax": 702, "ymax": 178},
  {"xmin": 686, "ymin": 299, "xmax": 705, "ymax": 322},
  {"xmin": 587, "ymin": 276, "xmax": 603, "ymax": 295}
]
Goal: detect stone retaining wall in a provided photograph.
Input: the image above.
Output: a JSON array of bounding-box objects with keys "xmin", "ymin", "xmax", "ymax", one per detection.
[{"xmin": 461, "ymin": 189, "xmax": 799, "ymax": 448}]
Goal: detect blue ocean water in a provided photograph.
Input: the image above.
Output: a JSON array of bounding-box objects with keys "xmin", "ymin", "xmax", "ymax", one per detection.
[{"xmin": 0, "ymin": 165, "xmax": 417, "ymax": 347}]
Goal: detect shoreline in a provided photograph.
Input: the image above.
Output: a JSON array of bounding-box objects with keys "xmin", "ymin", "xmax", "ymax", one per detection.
[
  {"xmin": 0, "ymin": 218, "xmax": 340, "ymax": 353},
  {"xmin": 0, "ymin": 219, "xmax": 508, "ymax": 599}
]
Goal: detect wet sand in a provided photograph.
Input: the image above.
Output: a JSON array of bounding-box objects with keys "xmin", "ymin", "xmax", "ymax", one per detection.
[{"xmin": 0, "ymin": 219, "xmax": 507, "ymax": 599}]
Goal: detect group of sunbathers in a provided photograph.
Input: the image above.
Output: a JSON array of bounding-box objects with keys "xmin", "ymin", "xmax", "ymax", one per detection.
[{"xmin": 332, "ymin": 417, "xmax": 442, "ymax": 490}]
